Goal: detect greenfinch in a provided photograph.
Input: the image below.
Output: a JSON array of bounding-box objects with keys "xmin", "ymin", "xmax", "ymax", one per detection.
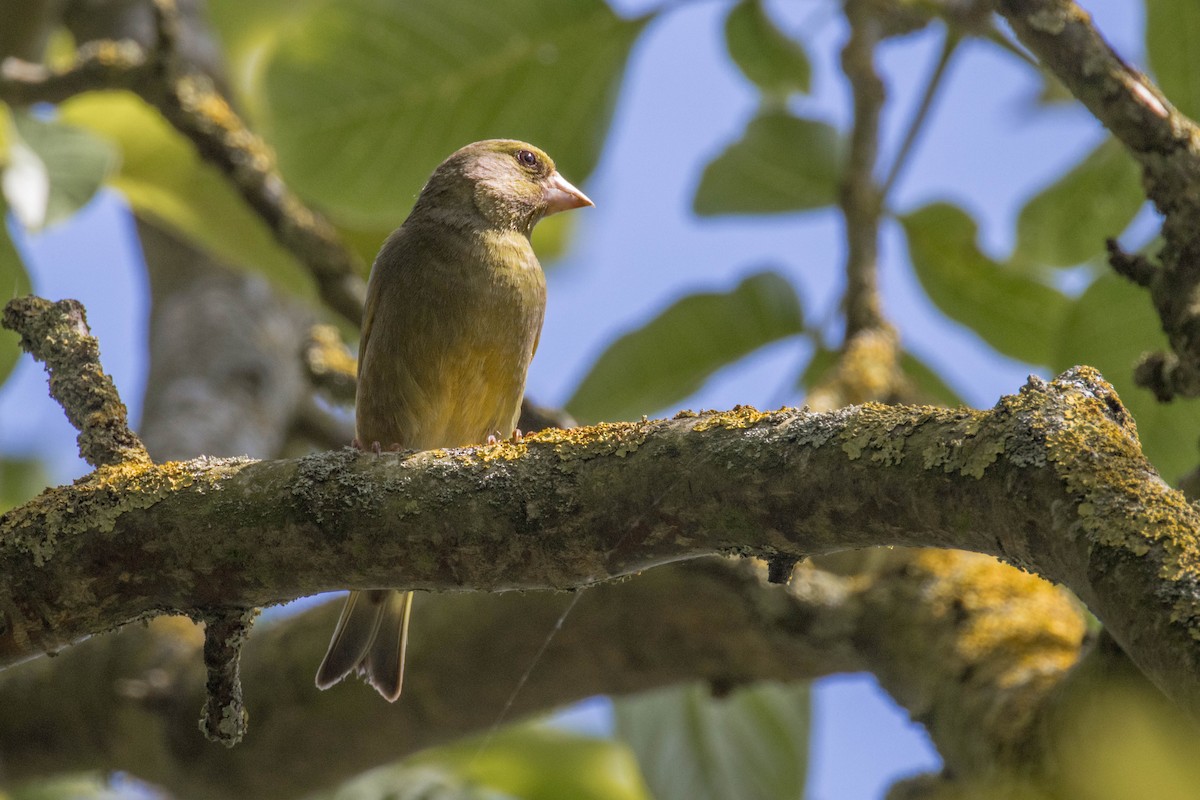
[{"xmin": 315, "ymin": 140, "xmax": 593, "ymax": 701}]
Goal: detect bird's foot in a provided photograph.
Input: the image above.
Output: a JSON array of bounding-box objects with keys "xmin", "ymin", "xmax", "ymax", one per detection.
[
  {"xmin": 510, "ymin": 429, "xmax": 524, "ymax": 443},
  {"xmin": 486, "ymin": 433, "xmax": 499, "ymax": 446}
]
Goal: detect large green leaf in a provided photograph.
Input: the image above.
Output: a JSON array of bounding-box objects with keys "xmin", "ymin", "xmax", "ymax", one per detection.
[
  {"xmin": 1053, "ymin": 273, "xmax": 1200, "ymax": 482},
  {"xmin": 257, "ymin": 0, "xmax": 643, "ymax": 228},
  {"xmin": 694, "ymin": 110, "xmax": 840, "ymax": 216},
  {"xmin": 0, "ymin": 213, "xmax": 33, "ymax": 387},
  {"xmin": 902, "ymin": 203, "xmax": 1070, "ymax": 365},
  {"xmin": 724, "ymin": 0, "xmax": 810, "ymax": 98},
  {"xmin": 1147, "ymin": 0, "xmax": 1200, "ymax": 122},
  {"xmin": 1012, "ymin": 138, "xmax": 1144, "ymax": 271},
  {"xmin": 413, "ymin": 724, "xmax": 650, "ymax": 800},
  {"xmin": 1, "ymin": 111, "xmax": 116, "ymax": 231},
  {"xmin": 57, "ymin": 91, "xmax": 315, "ymax": 299},
  {"xmin": 567, "ymin": 270, "xmax": 805, "ymax": 423},
  {"xmin": 613, "ymin": 682, "xmax": 810, "ymax": 800}
]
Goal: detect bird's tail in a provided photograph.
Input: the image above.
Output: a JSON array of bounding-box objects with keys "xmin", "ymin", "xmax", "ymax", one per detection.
[{"xmin": 315, "ymin": 589, "xmax": 413, "ymax": 702}]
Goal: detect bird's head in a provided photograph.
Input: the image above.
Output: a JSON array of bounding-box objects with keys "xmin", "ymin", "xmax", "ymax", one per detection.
[{"xmin": 415, "ymin": 140, "xmax": 593, "ymax": 234}]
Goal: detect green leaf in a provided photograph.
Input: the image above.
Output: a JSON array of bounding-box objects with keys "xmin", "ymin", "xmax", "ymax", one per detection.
[
  {"xmin": 314, "ymin": 764, "xmax": 516, "ymax": 800},
  {"xmin": 1012, "ymin": 138, "xmax": 1144, "ymax": 270},
  {"xmin": 724, "ymin": 0, "xmax": 810, "ymax": 97},
  {"xmin": 258, "ymin": 0, "xmax": 643, "ymax": 228},
  {"xmin": 0, "ymin": 214, "xmax": 33, "ymax": 388},
  {"xmin": 415, "ymin": 724, "xmax": 650, "ymax": 800},
  {"xmin": 0, "ymin": 457, "xmax": 47, "ymax": 514},
  {"xmin": 899, "ymin": 351, "xmax": 966, "ymax": 408},
  {"xmin": 58, "ymin": 91, "xmax": 316, "ymax": 300},
  {"xmin": 1053, "ymin": 273, "xmax": 1200, "ymax": 482},
  {"xmin": 1147, "ymin": 0, "xmax": 1200, "ymax": 122},
  {"xmin": 567, "ymin": 271, "xmax": 805, "ymax": 423},
  {"xmin": 694, "ymin": 110, "xmax": 840, "ymax": 216},
  {"xmin": 613, "ymin": 682, "xmax": 810, "ymax": 800},
  {"xmin": 1, "ymin": 111, "xmax": 117, "ymax": 231},
  {"xmin": 901, "ymin": 202, "xmax": 1070, "ymax": 365}
]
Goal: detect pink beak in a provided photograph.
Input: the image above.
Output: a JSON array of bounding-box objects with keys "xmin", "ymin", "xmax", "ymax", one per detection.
[{"xmin": 544, "ymin": 171, "xmax": 594, "ymax": 215}]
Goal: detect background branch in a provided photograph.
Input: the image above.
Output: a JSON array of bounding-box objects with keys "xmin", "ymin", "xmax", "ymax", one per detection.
[
  {"xmin": 1, "ymin": 551, "xmax": 1104, "ymax": 799},
  {"xmin": 996, "ymin": 0, "xmax": 1200, "ymax": 400}
]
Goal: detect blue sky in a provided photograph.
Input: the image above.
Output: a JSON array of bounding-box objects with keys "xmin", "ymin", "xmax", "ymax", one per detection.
[{"xmin": 1, "ymin": 0, "xmax": 1145, "ymax": 796}]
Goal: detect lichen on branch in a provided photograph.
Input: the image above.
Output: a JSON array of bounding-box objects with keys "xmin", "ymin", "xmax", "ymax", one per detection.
[
  {"xmin": 1, "ymin": 296, "xmax": 149, "ymax": 468},
  {"xmin": 2, "ymin": 363, "xmax": 1199, "ymax": 721}
]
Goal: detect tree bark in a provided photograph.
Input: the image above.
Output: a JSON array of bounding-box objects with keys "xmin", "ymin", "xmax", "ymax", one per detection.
[{"xmin": 2, "ymin": 367, "xmax": 1199, "ymax": 722}]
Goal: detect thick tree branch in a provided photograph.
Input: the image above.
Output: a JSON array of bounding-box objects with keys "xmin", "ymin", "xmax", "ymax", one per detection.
[
  {"xmin": 0, "ymin": 0, "xmax": 367, "ymax": 325},
  {"xmin": 996, "ymin": 0, "xmax": 1200, "ymax": 400},
  {"xmin": 2, "ymin": 363, "xmax": 1199, "ymax": 719},
  {"xmin": 0, "ymin": 297, "xmax": 149, "ymax": 468},
  {"xmin": 1, "ymin": 551, "xmax": 1096, "ymax": 798}
]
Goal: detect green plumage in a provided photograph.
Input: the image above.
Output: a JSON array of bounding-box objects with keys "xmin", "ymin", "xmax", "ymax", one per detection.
[{"xmin": 316, "ymin": 140, "xmax": 592, "ymax": 701}]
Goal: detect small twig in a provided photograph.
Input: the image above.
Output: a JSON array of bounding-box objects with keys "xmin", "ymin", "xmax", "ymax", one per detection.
[
  {"xmin": 880, "ymin": 30, "xmax": 960, "ymax": 199},
  {"xmin": 0, "ymin": 40, "xmax": 149, "ymax": 103},
  {"xmin": 1106, "ymin": 238, "xmax": 1157, "ymax": 288},
  {"xmin": 197, "ymin": 607, "xmax": 258, "ymax": 747},
  {"xmin": 1, "ymin": 296, "xmax": 150, "ymax": 468}
]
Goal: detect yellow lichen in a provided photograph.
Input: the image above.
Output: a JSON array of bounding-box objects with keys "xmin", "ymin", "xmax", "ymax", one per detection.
[
  {"xmin": 523, "ymin": 419, "xmax": 652, "ymax": 460},
  {"xmin": 691, "ymin": 405, "xmax": 774, "ymax": 432}
]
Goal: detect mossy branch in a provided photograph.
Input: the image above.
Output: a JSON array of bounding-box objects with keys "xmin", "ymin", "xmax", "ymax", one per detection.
[
  {"xmin": 1, "ymin": 297, "xmax": 149, "ymax": 468},
  {"xmin": 996, "ymin": 0, "xmax": 1200, "ymax": 400},
  {"xmin": 2, "ymin": 365, "xmax": 1200, "ymax": 721}
]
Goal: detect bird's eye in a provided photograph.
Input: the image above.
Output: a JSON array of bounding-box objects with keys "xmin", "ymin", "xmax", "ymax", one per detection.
[{"xmin": 516, "ymin": 149, "xmax": 539, "ymax": 168}]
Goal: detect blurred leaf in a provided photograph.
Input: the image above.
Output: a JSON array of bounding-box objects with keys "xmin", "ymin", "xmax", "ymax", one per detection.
[
  {"xmin": 567, "ymin": 270, "xmax": 804, "ymax": 423},
  {"xmin": 0, "ymin": 214, "xmax": 33, "ymax": 387},
  {"xmin": 258, "ymin": 0, "xmax": 643, "ymax": 228},
  {"xmin": 315, "ymin": 764, "xmax": 516, "ymax": 800},
  {"xmin": 902, "ymin": 202, "xmax": 1069, "ymax": 365},
  {"xmin": 0, "ymin": 457, "xmax": 48, "ymax": 513},
  {"xmin": 899, "ymin": 351, "xmax": 966, "ymax": 407},
  {"xmin": 799, "ymin": 344, "xmax": 838, "ymax": 392},
  {"xmin": 11, "ymin": 773, "xmax": 124, "ymax": 800},
  {"xmin": 694, "ymin": 110, "xmax": 840, "ymax": 216},
  {"xmin": 725, "ymin": 0, "xmax": 810, "ymax": 97},
  {"xmin": 58, "ymin": 91, "xmax": 316, "ymax": 299},
  {"xmin": 205, "ymin": 0, "xmax": 328, "ymax": 118},
  {"xmin": 2, "ymin": 111, "xmax": 116, "ymax": 231},
  {"xmin": 1147, "ymin": 0, "xmax": 1200, "ymax": 122},
  {"xmin": 1053, "ymin": 273, "xmax": 1200, "ymax": 482},
  {"xmin": 416, "ymin": 724, "xmax": 650, "ymax": 800},
  {"xmin": 1012, "ymin": 138, "xmax": 1143, "ymax": 270},
  {"xmin": 613, "ymin": 682, "xmax": 810, "ymax": 800}
]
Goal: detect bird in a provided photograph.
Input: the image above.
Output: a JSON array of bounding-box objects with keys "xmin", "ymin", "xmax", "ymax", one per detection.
[{"xmin": 315, "ymin": 140, "xmax": 593, "ymax": 701}]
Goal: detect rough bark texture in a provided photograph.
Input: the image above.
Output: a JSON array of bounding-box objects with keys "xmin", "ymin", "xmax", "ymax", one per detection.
[{"xmin": 2, "ymin": 367, "xmax": 1199, "ymax": 722}]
